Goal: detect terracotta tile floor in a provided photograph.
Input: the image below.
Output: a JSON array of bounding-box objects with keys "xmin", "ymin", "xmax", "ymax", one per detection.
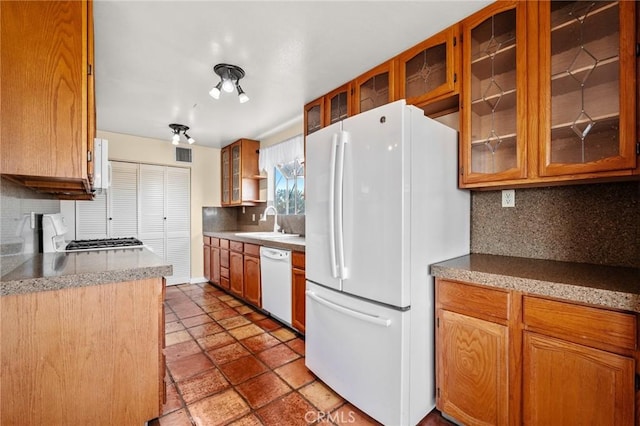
[{"xmin": 151, "ymin": 283, "xmax": 454, "ymax": 426}]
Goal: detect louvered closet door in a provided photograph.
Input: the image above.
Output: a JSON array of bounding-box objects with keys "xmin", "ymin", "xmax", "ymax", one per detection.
[
  {"xmin": 108, "ymin": 162, "xmax": 138, "ymax": 238},
  {"xmin": 76, "ymin": 192, "xmax": 108, "ymax": 239},
  {"xmin": 138, "ymin": 164, "xmax": 166, "ymax": 259},
  {"xmin": 165, "ymin": 166, "xmax": 191, "ymax": 285}
]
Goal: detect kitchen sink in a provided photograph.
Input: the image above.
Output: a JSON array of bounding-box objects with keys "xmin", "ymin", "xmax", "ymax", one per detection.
[{"xmin": 234, "ymin": 232, "xmax": 300, "ymax": 239}]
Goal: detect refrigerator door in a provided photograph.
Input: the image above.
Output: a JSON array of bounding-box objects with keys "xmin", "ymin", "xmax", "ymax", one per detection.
[
  {"xmin": 306, "ymin": 121, "xmax": 343, "ymax": 291},
  {"xmin": 305, "ymin": 281, "xmax": 410, "ymax": 425},
  {"xmin": 341, "ymin": 100, "xmax": 411, "ymax": 307}
]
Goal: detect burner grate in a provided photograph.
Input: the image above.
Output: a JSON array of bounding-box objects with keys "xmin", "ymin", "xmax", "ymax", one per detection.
[{"xmin": 65, "ymin": 237, "xmax": 144, "ymax": 251}]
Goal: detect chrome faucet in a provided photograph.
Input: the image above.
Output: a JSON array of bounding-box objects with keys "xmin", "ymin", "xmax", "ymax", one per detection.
[{"xmin": 261, "ymin": 205, "xmax": 280, "ymax": 233}]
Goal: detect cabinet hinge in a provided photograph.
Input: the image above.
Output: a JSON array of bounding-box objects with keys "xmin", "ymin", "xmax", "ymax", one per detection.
[
  {"xmin": 453, "ymin": 36, "xmax": 457, "ymax": 47},
  {"xmin": 453, "ymin": 73, "xmax": 457, "ymax": 83},
  {"xmin": 436, "ymin": 317, "xmax": 440, "ymax": 328},
  {"xmin": 87, "ymin": 150, "xmax": 92, "ymax": 162},
  {"xmin": 437, "ymin": 387, "xmax": 440, "ymax": 398},
  {"xmin": 635, "ymin": 374, "xmax": 640, "ymax": 391},
  {"xmin": 636, "ymin": 43, "xmax": 640, "ymax": 58},
  {"xmin": 459, "ymin": 166, "xmax": 464, "ymax": 175},
  {"xmin": 636, "ymin": 142, "xmax": 640, "ymax": 156},
  {"xmin": 88, "ymin": 64, "xmax": 93, "ymax": 76}
]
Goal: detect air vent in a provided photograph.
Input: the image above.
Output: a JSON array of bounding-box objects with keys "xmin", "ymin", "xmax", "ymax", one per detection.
[{"xmin": 175, "ymin": 147, "xmax": 193, "ymax": 163}]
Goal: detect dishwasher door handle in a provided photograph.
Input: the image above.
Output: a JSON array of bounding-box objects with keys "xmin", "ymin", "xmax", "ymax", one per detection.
[{"xmin": 261, "ymin": 248, "xmax": 290, "ymax": 261}]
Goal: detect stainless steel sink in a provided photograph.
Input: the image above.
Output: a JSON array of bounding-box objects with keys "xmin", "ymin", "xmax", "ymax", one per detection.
[{"xmin": 234, "ymin": 232, "xmax": 300, "ymax": 239}]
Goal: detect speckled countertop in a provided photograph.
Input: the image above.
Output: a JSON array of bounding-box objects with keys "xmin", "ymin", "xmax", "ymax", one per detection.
[
  {"xmin": 431, "ymin": 254, "xmax": 640, "ymax": 313},
  {"xmin": 1, "ymin": 247, "xmax": 172, "ymax": 297},
  {"xmin": 204, "ymin": 231, "xmax": 305, "ymax": 252}
]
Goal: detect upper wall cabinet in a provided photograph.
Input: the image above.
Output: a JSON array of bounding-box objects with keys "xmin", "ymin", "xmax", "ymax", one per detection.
[
  {"xmin": 304, "ymin": 97, "xmax": 325, "ymax": 136},
  {"xmin": 460, "ymin": 0, "xmax": 638, "ymax": 189},
  {"xmin": 353, "ymin": 59, "xmax": 397, "ymax": 115},
  {"xmin": 325, "ymin": 83, "xmax": 352, "ymax": 127},
  {"xmin": 1, "ymin": 0, "xmax": 96, "ymax": 199},
  {"xmin": 221, "ymin": 138, "xmax": 264, "ymax": 207},
  {"xmin": 397, "ymin": 25, "xmax": 461, "ymax": 115}
]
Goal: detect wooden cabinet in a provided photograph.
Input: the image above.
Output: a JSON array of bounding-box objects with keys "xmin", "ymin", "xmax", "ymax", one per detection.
[
  {"xmin": 220, "ymin": 139, "xmax": 264, "ymax": 207},
  {"xmin": 219, "ymin": 239, "xmax": 230, "ymax": 290},
  {"xmin": 396, "ymin": 25, "xmax": 460, "ymax": 116},
  {"xmin": 353, "ymin": 59, "xmax": 397, "ymax": 115},
  {"xmin": 436, "ymin": 278, "xmax": 639, "ymax": 425},
  {"xmin": 460, "ymin": 0, "xmax": 638, "ymax": 189},
  {"xmin": 1, "ymin": 278, "xmax": 165, "ymax": 424},
  {"xmin": 243, "ymin": 244, "xmax": 261, "ymax": 307},
  {"xmin": 203, "ymin": 236, "xmax": 211, "ymax": 281},
  {"xmin": 1, "ymin": 0, "xmax": 96, "ymax": 199},
  {"xmin": 436, "ymin": 279, "xmax": 511, "ymax": 426},
  {"xmin": 211, "ymin": 238, "xmax": 220, "ymax": 285},
  {"xmin": 229, "ymin": 241, "xmax": 244, "ymax": 297},
  {"xmin": 304, "ymin": 97, "xmax": 325, "ymax": 136},
  {"xmin": 291, "ymin": 251, "xmax": 306, "ymax": 333},
  {"xmin": 325, "ymin": 83, "xmax": 353, "ymax": 127}
]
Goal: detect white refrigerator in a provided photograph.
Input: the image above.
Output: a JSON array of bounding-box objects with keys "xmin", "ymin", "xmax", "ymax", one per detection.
[{"xmin": 305, "ymin": 100, "xmax": 470, "ymax": 425}]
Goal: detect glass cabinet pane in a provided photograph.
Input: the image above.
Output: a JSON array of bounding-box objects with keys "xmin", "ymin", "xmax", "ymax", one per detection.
[
  {"xmin": 405, "ymin": 42, "xmax": 447, "ymax": 99},
  {"xmin": 231, "ymin": 145, "xmax": 241, "ymax": 202},
  {"xmin": 548, "ymin": 1, "xmax": 620, "ymax": 164},
  {"xmin": 469, "ymin": 8, "xmax": 518, "ymax": 175},
  {"xmin": 329, "ymin": 91, "xmax": 349, "ymax": 124},
  {"xmin": 221, "ymin": 148, "xmax": 230, "ymax": 204},
  {"xmin": 306, "ymin": 104, "xmax": 322, "ymax": 135},
  {"xmin": 359, "ymin": 72, "xmax": 389, "ymax": 113}
]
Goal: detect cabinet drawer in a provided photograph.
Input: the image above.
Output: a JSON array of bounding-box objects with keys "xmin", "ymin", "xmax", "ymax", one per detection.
[
  {"xmin": 203, "ymin": 236, "xmax": 211, "ymax": 245},
  {"xmin": 230, "ymin": 241, "xmax": 243, "ymax": 252},
  {"xmin": 210, "ymin": 238, "xmax": 220, "ymax": 247},
  {"xmin": 292, "ymin": 252, "xmax": 305, "ymax": 269},
  {"xmin": 220, "ymin": 250, "xmax": 229, "ymax": 269},
  {"xmin": 244, "ymin": 243, "xmax": 260, "ymax": 257},
  {"xmin": 220, "ymin": 267, "xmax": 230, "ymax": 279},
  {"xmin": 220, "ymin": 239, "xmax": 229, "ymax": 249},
  {"xmin": 523, "ymin": 296, "xmax": 637, "ymax": 352},
  {"xmin": 436, "ymin": 279, "xmax": 509, "ymax": 322}
]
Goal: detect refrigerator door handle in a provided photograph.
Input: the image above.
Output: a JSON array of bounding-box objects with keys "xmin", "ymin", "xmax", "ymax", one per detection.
[
  {"xmin": 336, "ymin": 130, "xmax": 349, "ymax": 279},
  {"xmin": 306, "ymin": 290, "xmax": 391, "ymax": 327},
  {"xmin": 328, "ymin": 133, "xmax": 339, "ymax": 279}
]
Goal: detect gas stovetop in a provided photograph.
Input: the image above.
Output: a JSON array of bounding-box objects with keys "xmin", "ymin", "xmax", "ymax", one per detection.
[{"xmin": 65, "ymin": 237, "xmax": 144, "ymax": 251}]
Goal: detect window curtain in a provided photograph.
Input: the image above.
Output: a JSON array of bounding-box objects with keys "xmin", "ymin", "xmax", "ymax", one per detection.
[{"xmin": 259, "ymin": 134, "xmax": 304, "ymax": 204}]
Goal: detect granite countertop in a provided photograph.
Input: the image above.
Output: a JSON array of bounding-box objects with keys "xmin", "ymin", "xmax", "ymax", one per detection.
[
  {"xmin": 431, "ymin": 254, "xmax": 640, "ymax": 313},
  {"xmin": 204, "ymin": 231, "xmax": 305, "ymax": 252},
  {"xmin": 1, "ymin": 247, "xmax": 172, "ymax": 297}
]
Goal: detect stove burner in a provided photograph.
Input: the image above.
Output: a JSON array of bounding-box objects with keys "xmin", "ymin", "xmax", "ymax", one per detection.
[{"xmin": 65, "ymin": 237, "xmax": 144, "ymax": 251}]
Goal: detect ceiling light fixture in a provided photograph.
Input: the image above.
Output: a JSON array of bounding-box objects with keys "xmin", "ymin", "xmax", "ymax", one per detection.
[
  {"xmin": 209, "ymin": 63, "xmax": 249, "ymax": 103},
  {"xmin": 169, "ymin": 123, "xmax": 195, "ymax": 145}
]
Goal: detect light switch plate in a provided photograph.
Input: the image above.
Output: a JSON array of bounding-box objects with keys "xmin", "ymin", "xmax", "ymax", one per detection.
[{"xmin": 502, "ymin": 190, "xmax": 515, "ymax": 207}]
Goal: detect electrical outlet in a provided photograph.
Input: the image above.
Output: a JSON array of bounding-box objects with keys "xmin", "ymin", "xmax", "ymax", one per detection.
[{"xmin": 502, "ymin": 190, "xmax": 515, "ymax": 207}]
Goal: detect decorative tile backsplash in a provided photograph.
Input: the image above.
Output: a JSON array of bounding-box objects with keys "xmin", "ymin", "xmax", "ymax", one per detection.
[{"xmin": 471, "ymin": 182, "xmax": 640, "ymax": 268}]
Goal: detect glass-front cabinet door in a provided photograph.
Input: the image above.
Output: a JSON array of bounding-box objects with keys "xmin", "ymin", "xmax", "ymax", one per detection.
[
  {"xmin": 397, "ymin": 25, "xmax": 459, "ymax": 107},
  {"xmin": 231, "ymin": 142, "xmax": 241, "ymax": 204},
  {"xmin": 354, "ymin": 60, "xmax": 396, "ymax": 114},
  {"xmin": 460, "ymin": 1, "xmax": 527, "ymax": 186},
  {"xmin": 537, "ymin": 0, "xmax": 636, "ymax": 176},
  {"xmin": 221, "ymin": 146, "xmax": 230, "ymax": 206},
  {"xmin": 325, "ymin": 83, "xmax": 352, "ymax": 126},
  {"xmin": 304, "ymin": 97, "xmax": 324, "ymax": 136}
]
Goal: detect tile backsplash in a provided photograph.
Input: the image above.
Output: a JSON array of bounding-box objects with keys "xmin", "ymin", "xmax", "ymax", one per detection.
[
  {"xmin": 0, "ymin": 178, "xmax": 60, "ymax": 256},
  {"xmin": 471, "ymin": 181, "xmax": 639, "ymax": 268},
  {"xmin": 202, "ymin": 206, "xmax": 305, "ymax": 236}
]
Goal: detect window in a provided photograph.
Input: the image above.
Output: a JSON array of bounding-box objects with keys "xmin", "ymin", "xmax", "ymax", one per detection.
[{"xmin": 274, "ymin": 159, "xmax": 304, "ymax": 214}]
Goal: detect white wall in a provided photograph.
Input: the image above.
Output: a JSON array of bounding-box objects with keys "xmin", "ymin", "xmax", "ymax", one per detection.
[{"xmin": 98, "ymin": 130, "xmax": 219, "ymax": 282}]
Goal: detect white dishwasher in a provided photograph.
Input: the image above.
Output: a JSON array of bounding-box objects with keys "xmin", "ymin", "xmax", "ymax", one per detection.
[{"xmin": 260, "ymin": 246, "xmax": 292, "ymax": 326}]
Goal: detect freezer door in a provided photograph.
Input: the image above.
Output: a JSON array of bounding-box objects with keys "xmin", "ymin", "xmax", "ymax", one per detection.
[
  {"xmin": 305, "ymin": 281, "xmax": 410, "ymax": 425},
  {"xmin": 341, "ymin": 100, "xmax": 411, "ymax": 307},
  {"xmin": 306, "ymin": 121, "xmax": 343, "ymax": 291}
]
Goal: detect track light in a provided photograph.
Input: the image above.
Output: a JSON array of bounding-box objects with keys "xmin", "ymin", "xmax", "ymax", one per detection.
[
  {"xmin": 169, "ymin": 123, "xmax": 195, "ymax": 145},
  {"xmin": 210, "ymin": 63, "xmax": 249, "ymax": 103}
]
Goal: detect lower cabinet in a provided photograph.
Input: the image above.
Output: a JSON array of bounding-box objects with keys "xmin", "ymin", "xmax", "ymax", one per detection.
[
  {"xmin": 244, "ymin": 244, "xmax": 261, "ymax": 307},
  {"xmin": 229, "ymin": 241, "xmax": 244, "ymax": 297},
  {"xmin": 291, "ymin": 251, "xmax": 306, "ymax": 333},
  {"xmin": 203, "ymin": 237, "xmax": 211, "ymax": 281},
  {"xmin": 436, "ymin": 278, "xmax": 639, "ymax": 426},
  {"xmin": 211, "ymin": 239, "xmax": 220, "ymax": 285},
  {"xmin": 219, "ymin": 239, "xmax": 230, "ymax": 290}
]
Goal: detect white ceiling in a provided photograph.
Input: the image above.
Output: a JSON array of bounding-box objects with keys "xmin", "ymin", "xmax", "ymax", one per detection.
[{"xmin": 94, "ymin": 0, "xmax": 491, "ymax": 148}]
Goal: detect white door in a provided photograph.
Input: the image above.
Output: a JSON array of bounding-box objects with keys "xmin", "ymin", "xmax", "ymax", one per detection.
[
  {"xmin": 305, "ymin": 281, "xmax": 410, "ymax": 425},
  {"xmin": 76, "ymin": 192, "xmax": 108, "ymax": 239},
  {"xmin": 341, "ymin": 100, "xmax": 410, "ymax": 308},
  {"xmin": 108, "ymin": 161, "xmax": 138, "ymax": 238},
  {"xmin": 139, "ymin": 164, "xmax": 166, "ymax": 259},
  {"xmin": 165, "ymin": 166, "xmax": 190, "ymax": 285},
  {"xmin": 305, "ymin": 121, "xmax": 343, "ymax": 291}
]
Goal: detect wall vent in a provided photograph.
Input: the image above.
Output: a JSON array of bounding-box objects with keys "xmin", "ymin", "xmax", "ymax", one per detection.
[{"xmin": 175, "ymin": 147, "xmax": 193, "ymax": 163}]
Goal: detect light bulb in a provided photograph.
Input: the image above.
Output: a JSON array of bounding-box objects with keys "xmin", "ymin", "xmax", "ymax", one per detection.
[
  {"xmin": 209, "ymin": 82, "xmax": 222, "ymax": 99},
  {"xmin": 185, "ymin": 133, "xmax": 195, "ymax": 144},
  {"xmin": 172, "ymin": 133, "xmax": 180, "ymax": 145},
  {"xmin": 237, "ymin": 85, "xmax": 249, "ymax": 103},
  {"xmin": 221, "ymin": 78, "xmax": 235, "ymax": 93}
]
